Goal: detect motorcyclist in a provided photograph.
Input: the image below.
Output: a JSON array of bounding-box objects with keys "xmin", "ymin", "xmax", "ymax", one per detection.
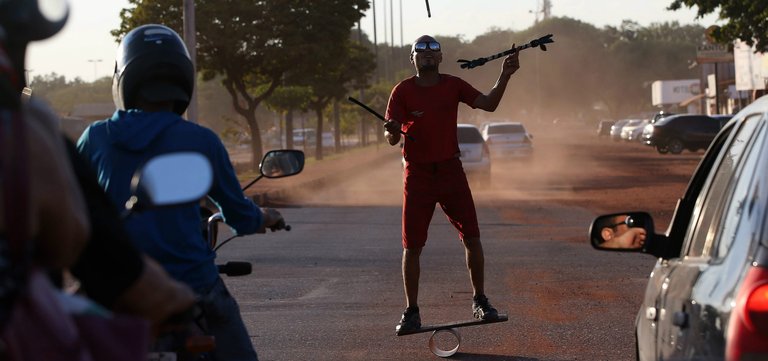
[
  {"xmin": 0, "ymin": 0, "xmax": 91, "ymax": 326},
  {"xmin": 0, "ymin": 0, "xmax": 197, "ymax": 335},
  {"xmin": 76, "ymin": 23, "xmax": 285, "ymax": 361}
]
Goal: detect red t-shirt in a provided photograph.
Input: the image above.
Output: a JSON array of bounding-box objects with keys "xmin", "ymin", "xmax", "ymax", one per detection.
[{"xmin": 385, "ymin": 74, "xmax": 481, "ymax": 163}]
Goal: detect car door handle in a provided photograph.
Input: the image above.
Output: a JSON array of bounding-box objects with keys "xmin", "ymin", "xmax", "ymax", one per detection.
[{"xmin": 672, "ymin": 311, "xmax": 688, "ymax": 328}]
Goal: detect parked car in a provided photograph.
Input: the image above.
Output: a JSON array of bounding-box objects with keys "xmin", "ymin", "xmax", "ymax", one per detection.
[
  {"xmin": 596, "ymin": 119, "xmax": 615, "ymax": 137},
  {"xmin": 292, "ymin": 128, "xmax": 333, "ymax": 149},
  {"xmin": 588, "ymin": 94, "xmax": 768, "ymax": 360},
  {"xmin": 479, "ymin": 121, "xmax": 533, "ymax": 160},
  {"xmin": 610, "ymin": 119, "xmax": 632, "ymax": 141},
  {"xmin": 643, "ymin": 114, "xmax": 731, "ymax": 154},
  {"xmin": 458, "ymin": 124, "xmax": 491, "ymax": 185},
  {"xmin": 400, "ymin": 124, "xmax": 491, "ymax": 185},
  {"xmin": 640, "ymin": 112, "xmax": 675, "ymax": 146},
  {"xmin": 651, "ymin": 111, "xmax": 675, "ymax": 125},
  {"xmin": 628, "ymin": 119, "xmax": 651, "ymax": 142},
  {"xmin": 620, "ymin": 119, "xmax": 648, "ymax": 142}
]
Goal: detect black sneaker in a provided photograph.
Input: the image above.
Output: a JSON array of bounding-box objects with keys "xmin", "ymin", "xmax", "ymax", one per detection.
[
  {"xmin": 472, "ymin": 294, "xmax": 499, "ymax": 320},
  {"xmin": 396, "ymin": 307, "xmax": 421, "ymax": 333}
]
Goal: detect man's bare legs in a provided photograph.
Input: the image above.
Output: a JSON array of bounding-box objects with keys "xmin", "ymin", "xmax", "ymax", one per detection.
[
  {"xmin": 462, "ymin": 236, "xmax": 498, "ymax": 319},
  {"xmin": 461, "ymin": 236, "xmax": 484, "ymax": 297},
  {"xmin": 403, "ymin": 238, "xmax": 484, "ymax": 304},
  {"xmin": 402, "ymin": 247, "xmax": 422, "ymax": 308},
  {"xmin": 398, "ymin": 247, "xmax": 423, "ymax": 331}
]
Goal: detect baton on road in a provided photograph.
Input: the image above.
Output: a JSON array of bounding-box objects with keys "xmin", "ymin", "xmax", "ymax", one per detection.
[
  {"xmin": 457, "ymin": 34, "xmax": 555, "ymax": 69},
  {"xmin": 347, "ymin": 97, "xmax": 415, "ymax": 142}
]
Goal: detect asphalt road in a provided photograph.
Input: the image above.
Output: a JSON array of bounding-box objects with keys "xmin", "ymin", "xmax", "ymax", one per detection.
[{"xmin": 217, "ymin": 126, "xmax": 700, "ymax": 360}]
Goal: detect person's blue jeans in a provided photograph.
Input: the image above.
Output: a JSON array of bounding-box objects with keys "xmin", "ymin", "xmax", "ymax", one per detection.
[{"xmin": 199, "ymin": 276, "xmax": 258, "ymax": 361}]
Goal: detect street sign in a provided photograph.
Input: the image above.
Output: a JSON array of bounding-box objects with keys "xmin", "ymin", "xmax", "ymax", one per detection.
[{"xmin": 697, "ymin": 43, "xmax": 733, "ymax": 64}]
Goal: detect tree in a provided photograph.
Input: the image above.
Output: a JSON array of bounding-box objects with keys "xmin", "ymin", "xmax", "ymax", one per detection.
[
  {"xmin": 264, "ymin": 85, "xmax": 312, "ymax": 149},
  {"xmin": 293, "ymin": 40, "xmax": 374, "ymax": 160},
  {"xmin": 284, "ymin": 6, "xmax": 375, "ymax": 160},
  {"xmin": 113, "ymin": 0, "xmax": 370, "ymax": 169},
  {"xmin": 29, "ymin": 73, "xmax": 110, "ymax": 115},
  {"xmin": 668, "ymin": 0, "xmax": 768, "ymax": 51}
]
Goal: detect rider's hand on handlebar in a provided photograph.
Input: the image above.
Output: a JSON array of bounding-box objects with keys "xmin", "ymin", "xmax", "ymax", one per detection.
[{"xmin": 258, "ymin": 207, "xmax": 284, "ymax": 233}]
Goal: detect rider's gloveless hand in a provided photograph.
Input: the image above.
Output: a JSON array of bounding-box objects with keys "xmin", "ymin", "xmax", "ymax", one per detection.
[{"xmin": 258, "ymin": 207, "xmax": 284, "ymax": 233}]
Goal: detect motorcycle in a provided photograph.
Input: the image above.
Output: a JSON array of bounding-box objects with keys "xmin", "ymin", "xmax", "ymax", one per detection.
[
  {"xmin": 206, "ymin": 149, "xmax": 305, "ymax": 277},
  {"xmin": 125, "ymin": 152, "xmax": 216, "ymax": 361},
  {"xmin": 135, "ymin": 150, "xmax": 304, "ymax": 360}
]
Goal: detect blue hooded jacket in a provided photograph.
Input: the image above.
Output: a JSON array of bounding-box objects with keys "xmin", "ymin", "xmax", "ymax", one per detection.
[{"xmin": 77, "ymin": 110, "xmax": 263, "ymax": 291}]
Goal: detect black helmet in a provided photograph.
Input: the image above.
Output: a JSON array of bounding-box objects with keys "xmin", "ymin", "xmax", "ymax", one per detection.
[{"xmin": 112, "ymin": 24, "xmax": 194, "ymax": 115}]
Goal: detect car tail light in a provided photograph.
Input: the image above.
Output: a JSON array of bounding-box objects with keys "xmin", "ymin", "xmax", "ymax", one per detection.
[{"xmin": 727, "ymin": 265, "xmax": 768, "ymax": 361}]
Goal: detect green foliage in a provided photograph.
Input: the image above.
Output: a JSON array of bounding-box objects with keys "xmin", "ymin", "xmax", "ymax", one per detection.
[
  {"xmin": 41, "ymin": 9, "xmax": 718, "ymax": 149},
  {"xmin": 29, "ymin": 73, "xmax": 110, "ymax": 115},
  {"xmin": 668, "ymin": 0, "xmax": 768, "ymax": 51},
  {"xmin": 113, "ymin": 0, "xmax": 371, "ymax": 167},
  {"xmin": 375, "ymin": 17, "xmax": 703, "ymax": 122},
  {"xmin": 264, "ymin": 86, "xmax": 312, "ymax": 114}
]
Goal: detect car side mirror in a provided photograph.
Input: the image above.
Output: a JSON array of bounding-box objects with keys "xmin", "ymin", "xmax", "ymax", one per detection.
[
  {"xmin": 589, "ymin": 212, "xmax": 654, "ymax": 252},
  {"xmin": 125, "ymin": 152, "xmax": 213, "ymax": 214},
  {"xmin": 259, "ymin": 149, "xmax": 305, "ymax": 179}
]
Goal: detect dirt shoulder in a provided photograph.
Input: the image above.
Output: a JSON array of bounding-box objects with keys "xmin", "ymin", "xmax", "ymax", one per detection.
[{"xmin": 487, "ymin": 123, "xmax": 701, "ymax": 231}]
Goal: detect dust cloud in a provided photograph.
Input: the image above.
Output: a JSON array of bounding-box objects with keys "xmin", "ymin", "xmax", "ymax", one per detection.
[{"xmin": 281, "ymin": 123, "xmax": 610, "ymax": 208}]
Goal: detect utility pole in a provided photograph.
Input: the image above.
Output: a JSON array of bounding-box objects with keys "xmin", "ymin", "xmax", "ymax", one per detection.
[
  {"xmin": 372, "ymin": 0, "xmax": 379, "ymax": 83},
  {"xmin": 87, "ymin": 59, "xmax": 102, "ymax": 82},
  {"xmin": 183, "ymin": 0, "xmax": 198, "ymax": 123},
  {"xmin": 531, "ymin": 0, "xmax": 552, "ymax": 25},
  {"xmin": 542, "ymin": 0, "xmax": 552, "ymax": 20},
  {"xmin": 390, "ymin": 0, "xmax": 394, "ymax": 82}
]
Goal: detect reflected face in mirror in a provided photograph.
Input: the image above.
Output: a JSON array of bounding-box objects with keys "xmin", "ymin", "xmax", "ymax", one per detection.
[
  {"xmin": 260, "ymin": 150, "xmax": 304, "ymax": 178},
  {"xmin": 598, "ymin": 214, "xmax": 646, "ymax": 249}
]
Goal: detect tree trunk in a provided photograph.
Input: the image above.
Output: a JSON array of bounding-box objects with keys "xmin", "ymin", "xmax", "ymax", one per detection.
[
  {"xmin": 333, "ymin": 100, "xmax": 340, "ymax": 152},
  {"xmin": 286, "ymin": 109, "xmax": 294, "ymax": 149},
  {"xmin": 314, "ymin": 107, "xmax": 324, "ymax": 160},
  {"xmin": 246, "ymin": 114, "xmax": 263, "ymax": 171}
]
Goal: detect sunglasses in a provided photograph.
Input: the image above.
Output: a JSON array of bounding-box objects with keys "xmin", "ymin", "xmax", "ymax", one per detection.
[
  {"xmin": 608, "ymin": 216, "xmax": 636, "ymax": 229},
  {"xmin": 412, "ymin": 41, "xmax": 441, "ymax": 53}
]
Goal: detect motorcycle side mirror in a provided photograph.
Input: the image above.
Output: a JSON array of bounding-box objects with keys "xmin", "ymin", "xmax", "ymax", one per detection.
[
  {"xmin": 259, "ymin": 150, "xmax": 305, "ymax": 179},
  {"xmin": 125, "ymin": 152, "xmax": 213, "ymax": 213},
  {"xmin": 588, "ymin": 212, "xmax": 654, "ymax": 252}
]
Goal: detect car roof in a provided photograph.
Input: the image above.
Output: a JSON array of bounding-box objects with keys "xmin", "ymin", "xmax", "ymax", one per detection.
[{"xmin": 655, "ymin": 113, "xmax": 719, "ymax": 125}]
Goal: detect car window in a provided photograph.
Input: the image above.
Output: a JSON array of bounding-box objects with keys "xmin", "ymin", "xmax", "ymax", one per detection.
[
  {"xmin": 714, "ymin": 117, "xmax": 766, "ymax": 258},
  {"xmin": 458, "ymin": 127, "xmax": 484, "ymax": 143},
  {"xmin": 488, "ymin": 124, "xmax": 524, "ymax": 134},
  {"xmin": 686, "ymin": 114, "xmax": 763, "ymax": 258},
  {"xmin": 702, "ymin": 118, "xmax": 722, "ymax": 132}
]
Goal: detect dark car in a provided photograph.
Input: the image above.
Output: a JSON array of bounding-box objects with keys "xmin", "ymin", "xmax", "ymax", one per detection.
[
  {"xmin": 643, "ymin": 114, "xmax": 731, "ymax": 154},
  {"xmin": 596, "ymin": 120, "xmax": 615, "ymax": 137},
  {"xmin": 588, "ymin": 95, "xmax": 768, "ymax": 360}
]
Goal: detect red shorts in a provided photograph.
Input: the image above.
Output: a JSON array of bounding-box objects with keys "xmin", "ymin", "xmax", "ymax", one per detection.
[{"xmin": 402, "ymin": 157, "xmax": 480, "ymax": 249}]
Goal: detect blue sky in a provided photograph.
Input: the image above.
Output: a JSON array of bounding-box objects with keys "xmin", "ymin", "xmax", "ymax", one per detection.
[{"xmin": 27, "ymin": 0, "xmax": 720, "ymax": 82}]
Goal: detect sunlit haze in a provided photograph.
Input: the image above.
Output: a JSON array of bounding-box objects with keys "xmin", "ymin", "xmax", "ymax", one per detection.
[{"xmin": 26, "ymin": 0, "xmax": 719, "ymax": 82}]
